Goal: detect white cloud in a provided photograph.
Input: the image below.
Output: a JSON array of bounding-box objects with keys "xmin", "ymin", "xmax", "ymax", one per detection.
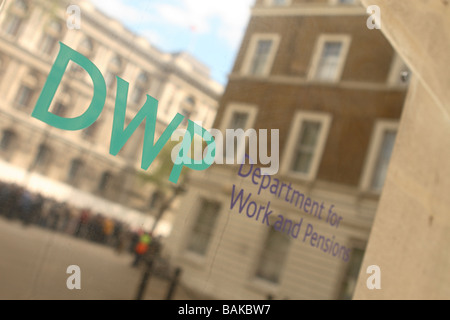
[
  {"xmin": 140, "ymin": 29, "xmax": 164, "ymax": 48},
  {"xmin": 90, "ymin": 0, "xmax": 253, "ymax": 49},
  {"xmin": 153, "ymin": 0, "xmax": 254, "ymax": 49},
  {"xmin": 89, "ymin": 0, "xmax": 156, "ymax": 26}
]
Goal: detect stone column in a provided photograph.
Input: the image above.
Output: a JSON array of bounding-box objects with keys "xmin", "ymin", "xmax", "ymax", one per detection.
[{"xmin": 354, "ymin": 0, "xmax": 450, "ymax": 299}]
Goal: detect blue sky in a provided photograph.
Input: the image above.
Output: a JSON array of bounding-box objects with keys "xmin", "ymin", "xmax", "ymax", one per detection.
[{"xmin": 90, "ymin": 0, "xmax": 255, "ymax": 86}]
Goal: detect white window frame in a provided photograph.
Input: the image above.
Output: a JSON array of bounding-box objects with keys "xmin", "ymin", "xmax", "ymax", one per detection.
[
  {"xmin": 360, "ymin": 119, "xmax": 398, "ymax": 193},
  {"xmin": 280, "ymin": 111, "xmax": 332, "ymax": 181},
  {"xmin": 220, "ymin": 103, "xmax": 258, "ymax": 132},
  {"xmin": 220, "ymin": 103, "xmax": 259, "ymax": 164},
  {"xmin": 241, "ymin": 33, "xmax": 280, "ymax": 77},
  {"xmin": 308, "ymin": 34, "xmax": 351, "ymax": 82}
]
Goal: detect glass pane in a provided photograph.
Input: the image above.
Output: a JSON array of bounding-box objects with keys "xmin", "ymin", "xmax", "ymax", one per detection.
[
  {"xmin": 371, "ymin": 130, "xmax": 397, "ymax": 191},
  {"xmin": 187, "ymin": 199, "xmax": 221, "ymax": 256},
  {"xmin": 0, "ymin": 130, "xmax": 15, "ymax": 150},
  {"xmin": 41, "ymin": 34, "xmax": 57, "ymax": 55},
  {"xmin": 131, "ymin": 87, "xmax": 143, "ymax": 103},
  {"xmin": 5, "ymin": 15, "xmax": 22, "ymax": 36},
  {"xmin": 0, "ymin": 0, "xmax": 440, "ymax": 302},
  {"xmin": 229, "ymin": 112, "xmax": 248, "ymax": 130},
  {"xmin": 339, "ymin": 248, "xmax": 365, "ymax": 300},
  {"xmin": 299, "ymin": 121, "xmax": 321, "ymax": 147},
  {"xmin": 292, "ymin": 151, "xmax": 313, "ymax": 173},
  {"xmin": 67, "ymin": 159, "xmax": 83, "ymax": 183},
  {"xmin": 249, "ymin": 40, "xmax": 272, "ymax": 75},
  {"xmin": 15, "ymin": 85, "xmax": 32, "ymax": 107},
  {"xmin": 256, "ymin": 228, "xmax": 290, "ymax": 283},
  {"xmin": 316, "ymin": 42, "xmax": 343, "ymax": 80},
  {"xmin": 98, "ymin": 171, "xmax": 111, "ymax": 191},
  {"xmin": 15, "ymin": 0, "xmax": 28, "ymax": 11}
]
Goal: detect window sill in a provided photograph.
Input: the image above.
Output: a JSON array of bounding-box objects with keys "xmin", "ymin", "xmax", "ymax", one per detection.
[
  {"xmin": 283, "ymin": 170, "xmax": 315, "ymax": 183},
  {"xmin": 246, "ymin": 277, "xmax": 280, "ymax": 297}
]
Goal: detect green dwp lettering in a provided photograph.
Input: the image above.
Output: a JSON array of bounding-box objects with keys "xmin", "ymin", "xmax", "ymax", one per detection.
[{"xmin": 31, "ymin": 42, "xmax": 215, "ymax": 183}]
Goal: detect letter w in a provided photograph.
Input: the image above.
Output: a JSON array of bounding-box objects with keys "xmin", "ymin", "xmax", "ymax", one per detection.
[
  {"xmin": 230, "ymin": 185, "xmax": 252, "ymax": 213},
  {"xmin": 110, "ymin": 77, "xmax": 184, "ymax": 170},
  {"xmin": 253, "ymin": 305, "xmax": 264, "ymax": 315}
]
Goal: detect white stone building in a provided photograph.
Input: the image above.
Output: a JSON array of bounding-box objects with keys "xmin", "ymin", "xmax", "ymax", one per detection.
[{"xmin": 0, "ymin": 0, "xmax": 222, "ymax": 229}]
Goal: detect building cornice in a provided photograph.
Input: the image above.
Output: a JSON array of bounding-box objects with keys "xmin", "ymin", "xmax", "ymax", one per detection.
[
  {"xmin": 251, "ymin": 5, "xmax": 366, "ymax": 17},
  {"xmin": 228, "ymin": 73, "xmax": 408, "ymax": 92},
  {"xmin": 34, "ymin": 0, "xmax": 222, "ymax": 99}
]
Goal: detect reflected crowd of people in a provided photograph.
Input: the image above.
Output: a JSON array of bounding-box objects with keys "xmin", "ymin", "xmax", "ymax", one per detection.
[{"xmin": 0, "ymin": 181, "xmax": 146, "ymax": 256}]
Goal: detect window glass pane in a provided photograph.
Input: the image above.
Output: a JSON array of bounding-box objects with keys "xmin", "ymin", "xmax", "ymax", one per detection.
[
  {"xmin": 180, "ymin": 109, "xmax": 191, "ymax": 126},
  {"xmin": 0, "ymin": 130, "xmax": 15, "ymax": 151},
  {"xmin": 137, "ymin": 73, "xmax": 148, "ymax": 84},
  {"xmin": 339, "ymin": 248, "xmax": 365, "ymax": 300},
  {"xmin": 41, "ymin": 34, "xmax": 57, "ymax": 55},
  {"xmin": 371, "ymin": 130, "xmax": 397, "ymax": 190},
  {"xmin": 15, "ymin": 0, "xmax": 29, "ymax": 11},
  {"xmin": 4, "ymin": 15, "xmax": 22, "ymax": 36},
  {"xmin": 34, "ymin": 144, "xmax": 51, "ymax": 172},
  {"xmin": 299, "ymin": 121, "xmax": 321, "ymax": 147},
  {"xmin": 250, "ymin": 40, "xmax": 272, "ymax": 75},
  {"xmin": 82, "ymin": 122, "xmax": 98, "ymax": 140},
  {"xmin": 105, "ymin": 71, "xmax": 116, "ymax": 88},
  {"xmin": 255, "ymin": 227, "xmax": 290, "ymax": 283},
  {"xmin": 131, "ymin": 86, "xmax": 143, "ymax": 103},
  {"xmin": 98, "ymin": 171, "xmax": 112, "ymax": 191},
  {"xmin": 292, "ymin": 120, "xmax": 322, "ymax": 173},
  {"xmin": 15, "ymin": 85, "xmax": 32, "ymax": 107},
  {"xmin": 229, "ymin": 112, "xmax": 248, "ymax": 130},
  {"xmin": 67, "ymin": 159, "xmax": 83, "ymax": 183},
  {"xmin": 292, "ymin": 151, "xmax": 313, "ymax": 173},
  {"xmin": 52, "ymin": 102, "xmax": 66, "ymax": 117},
  {"xmin": 315, "ymin": 41, "xmax": 343, "ymax": 80},
  {"xmin": 187, "ymin": 199, "xmax": 221, "ymax": 256}
]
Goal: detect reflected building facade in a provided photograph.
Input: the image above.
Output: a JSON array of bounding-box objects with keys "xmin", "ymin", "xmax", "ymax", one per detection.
[
  {"xmin": 0, "ymin": 0, "xmax": 222, "ymax": 216},
  {"xmin": 167, "ymin": 0, "xmax": 409, "ymax": 299}
]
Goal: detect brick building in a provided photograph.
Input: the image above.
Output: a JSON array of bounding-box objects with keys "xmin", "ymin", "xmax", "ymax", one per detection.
[{"xmin": 166, "ymin": 0, "xmax": 409, "ymax": 299}]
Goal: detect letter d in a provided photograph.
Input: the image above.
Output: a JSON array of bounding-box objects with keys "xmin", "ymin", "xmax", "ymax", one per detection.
[
  {"xmin": 32, "ymin": 42, "xmax": 106, "ymax": 130},
  {"xmin": 291, "ymin": 218, "xmax": 303, "ymax": 239}
]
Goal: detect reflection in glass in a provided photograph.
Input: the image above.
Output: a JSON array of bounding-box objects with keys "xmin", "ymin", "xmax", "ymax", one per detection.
[
  {"xmin": 249, "ymin": 40, "xmax": 273, "ymax": 76},
  {"xmin": 292, "ymin": 121, "xmax": 321, "ymax": 174},
  {"xmin": 187, "ymin": 199, "xmax": 221, "ymax": 256},
  {"xmin": 371, "ymin": 130, "xmax": 397, "ymax": 191},
  {"xmin": 255, "ymin": 227, "xmax": 290, "ymax": 283}
]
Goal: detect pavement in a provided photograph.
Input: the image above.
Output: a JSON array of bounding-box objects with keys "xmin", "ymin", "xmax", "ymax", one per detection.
[{"xmin": 0, "ymin": 216, "xmax": 194, "ymax": 300}]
